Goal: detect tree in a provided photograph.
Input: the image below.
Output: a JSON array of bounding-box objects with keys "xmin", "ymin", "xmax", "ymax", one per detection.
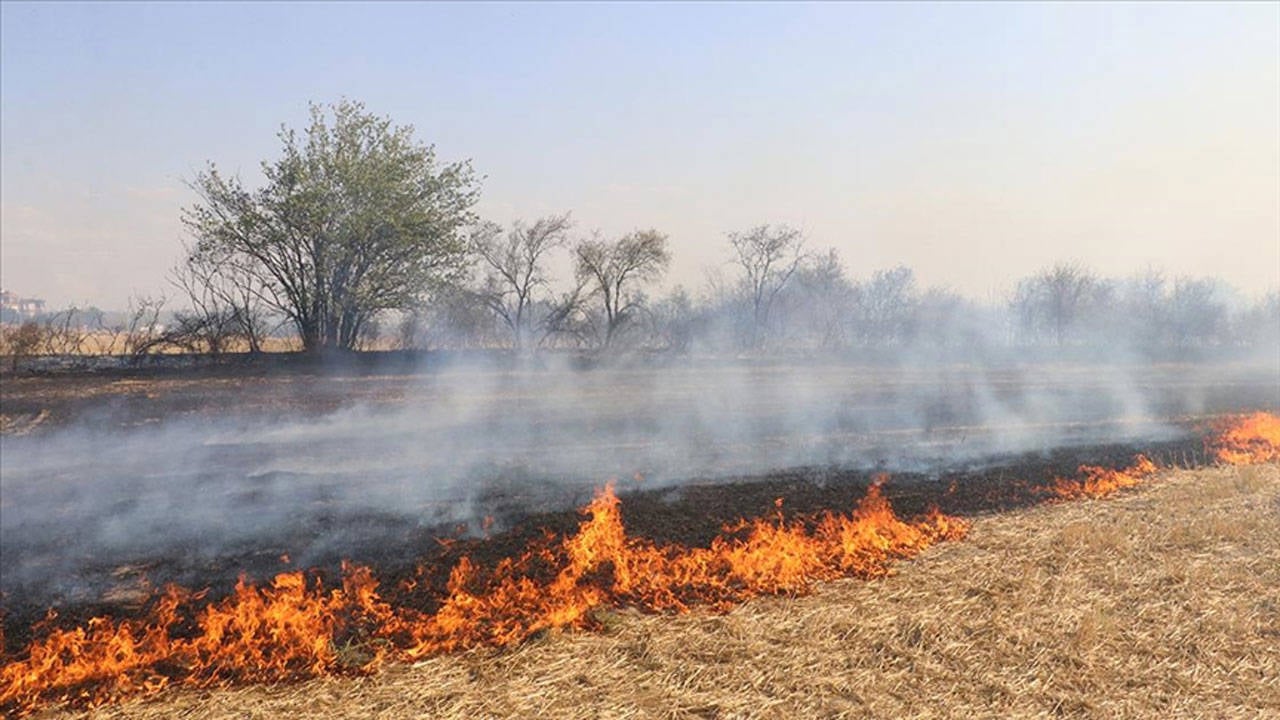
[
  {"xmin": 646, "ymin": 286, "xmax": 697, "ymax": 353},
  {"xmin": 727, "ymin": 225, "xmax": 806, "ymax": 349},
  {"xmin": 787, "ymin": 248, "xmax": 856, "ymax": 351},
  {"xmin": 183, "ymin": 100, "xmax": 480, "ymax": 353},
  {"xmin": 574, "ymin": 229, "xmax": 671, "ymax": 348},
  {"xmin": 1166, "ymin": 276, "xmax": 1227, "ymax": 348},
  {"xmin": 113, "ymin": 295, "xmax": 169, "ymax": 360},
  {"xmin": 1117, "ymin": 268, "xmax": 1168, "ymax": 350},
  {"xmin": 170, "ymin": 244, "xmax": 274, "ymax": 355},
  {"xmin": 398, "ymin": 285, "xmax": 502, "ymax": 351},
  {"xmin": 5, "ymin": 321, "xmax": 43, "ymax": 370},
  {"xmin": 913, "ymin": 287, "xmax": 973, "ymax": 349},
  {"xmin": 855, "ymin": 266, "xmax": 919, "ymax": 347},
  {"xmin": 471, "ymin": 213, "xmax": 574, "ymax": 352},
  {"xmin": 1012, "ymin": 262, "xmax": 1108, "ymax": 346},
  {"xmin": 1232, "ymin": 290, "xmax": 1280, "ymax": 350},
  {"xmin": 39, "ymin": 306, "xmax": 93, "ymax": 355}
]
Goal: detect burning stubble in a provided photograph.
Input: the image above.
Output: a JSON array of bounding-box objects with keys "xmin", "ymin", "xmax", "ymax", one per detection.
[{"xmin": 0, "ymin": 412, "xmax": 1276, "ymax": 715}]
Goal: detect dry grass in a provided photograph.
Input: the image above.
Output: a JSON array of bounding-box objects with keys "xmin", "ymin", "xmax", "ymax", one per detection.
[{"xmin": 42, "ymin": 464, "xmax": 1280, "ymax": 719}]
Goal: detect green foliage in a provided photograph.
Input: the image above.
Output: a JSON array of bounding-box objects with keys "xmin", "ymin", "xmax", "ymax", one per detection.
[{"xmin": 183, "ymin": 100, "xmax": 480, "ymax": 352}]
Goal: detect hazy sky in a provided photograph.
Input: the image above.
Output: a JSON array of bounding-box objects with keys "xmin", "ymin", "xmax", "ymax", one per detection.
[{"xmin": 2, "ymin": 2, "xmax": 1277, "ymax": 310}]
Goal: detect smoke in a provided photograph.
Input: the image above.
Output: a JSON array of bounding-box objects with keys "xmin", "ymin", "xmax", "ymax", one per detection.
[{"xmin": 1, "ymin": 352, "xmax": 1277, "ymax": 609}]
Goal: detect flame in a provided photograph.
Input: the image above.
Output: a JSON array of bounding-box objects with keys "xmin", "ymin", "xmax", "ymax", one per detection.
[
  {"xmin": 1044, "ymin": 455, "xmax": 1159, "ymax": 501},
  {"xmin": 1209, "ymin": 412, "xmax": 1280, "ymax": 465},
  {"xmin": 0, "ymin": 481, "xmax": 964, "ymax": 715}
]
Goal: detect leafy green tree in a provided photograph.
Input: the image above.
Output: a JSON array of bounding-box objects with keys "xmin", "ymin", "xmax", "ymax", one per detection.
[{"xmin": 183, "ymin": 100, "xmax": 480, "ymax": 352}]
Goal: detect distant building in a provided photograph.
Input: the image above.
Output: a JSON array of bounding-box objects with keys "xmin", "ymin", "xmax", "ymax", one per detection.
[{"xmin": 1, "ymin": 290, "xmax": 46, "ymax": 322}]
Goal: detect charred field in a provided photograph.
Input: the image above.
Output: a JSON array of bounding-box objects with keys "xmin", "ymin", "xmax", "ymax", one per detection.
[
  {"xmin": 0, "ymin": 434, "xmax": 1210, "ymax": 653},
  {"xmin": 1, "ymin": 356, "xmax": 1278, "ymax": 715}
]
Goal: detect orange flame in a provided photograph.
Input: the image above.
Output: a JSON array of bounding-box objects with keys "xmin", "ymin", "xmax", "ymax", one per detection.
[
  {"xmin": 0, "ymin": 481, "xmax": 965, "ymax": 715},
  {"xmin": 1209, "ymin": 412, "xmax": 1280, "ymax": 465},
  {"xmin": 1044, "ymin": 455, "xmax": 1159, "ymax": 501}
]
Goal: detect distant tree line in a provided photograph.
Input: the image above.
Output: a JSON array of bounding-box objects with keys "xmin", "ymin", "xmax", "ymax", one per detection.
[
  {"xmin": 3, "ymin": 100, "xmax": 1277, "ymax": 363},
  {"xmin": 398, "ymin": 237, "xmax": 1278, "ymax": 360}
]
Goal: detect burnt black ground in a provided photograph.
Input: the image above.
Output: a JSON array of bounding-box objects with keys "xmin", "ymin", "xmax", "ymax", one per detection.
[{"xmin": 0, "ymin": 432, "xmax": 1211, "ymax": 656}]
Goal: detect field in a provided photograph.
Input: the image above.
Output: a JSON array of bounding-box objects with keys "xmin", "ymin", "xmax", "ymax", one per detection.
[
  {"xmin": 1, "ymin": 359, "xmax": 1278, "ymax": 717},
  {"xmin": 26, "ymin": 462, "xmax": 1280, "ymax": 719}
]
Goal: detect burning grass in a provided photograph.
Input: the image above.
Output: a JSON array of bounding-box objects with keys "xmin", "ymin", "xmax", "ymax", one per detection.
[
  {"xmin": 1210, "ymin": 411, "xmax": 1280, "ymax": 465},
  {"xmin": 3, "ymin": 412, "xmax": 1278, "ymax": 717},
  {"xmin": 1, "ymin": 480, "xmax": 966, "ymax": 715},
  {"xmin": 1042, "ymin": 454, "xmax": 1158, "ymax": 500},
  {"xmin": 31, "ymin": 452, "xmax": 1280, "ymax": 719}
]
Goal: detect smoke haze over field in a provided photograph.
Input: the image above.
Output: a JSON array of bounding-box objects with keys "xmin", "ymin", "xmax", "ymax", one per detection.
[{"xmin": 3, "ymin": 357, "xmax": 1278, "ymax": 608}]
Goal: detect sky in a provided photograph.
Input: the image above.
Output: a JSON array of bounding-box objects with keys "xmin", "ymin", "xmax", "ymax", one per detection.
[{"xmin": 2, "ymin": 1, "xmax": 1278, "ymax": 310}]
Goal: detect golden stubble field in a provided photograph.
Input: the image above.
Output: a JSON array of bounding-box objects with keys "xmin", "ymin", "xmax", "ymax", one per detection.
[{"xmin": 40, "ymin": 462, "xmax": 1278, "ymax": 720}]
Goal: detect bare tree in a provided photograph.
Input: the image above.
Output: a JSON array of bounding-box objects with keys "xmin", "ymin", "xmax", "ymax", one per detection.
[
  {"xmin": 1166, "ymin": 276, "xmax": 1227, "ymax": 348},
  {"xmin": 39, "ymin": 307, "xmax": 92, "ymax": 356},
  {"xmin": 471, "ymin": 213, "xmax": 573, "ymax": 352},
  {"xmin": 1232, "ymin": 290, "xmax": 1280, "ymax": 350},
  {"xmin": 855, "ymin": 266, "xmax": 919, "ymax": 347},
  {"xmin": 119, "ymin": 295, "xmax": 169, "ymax": 360},
  {"xmin": 170, "ymin": 248, "xmax": 274, "ymax": 355},
  {"xmin": 727, "ymin": 225, "xmax": 806, "ymax": 349},
  {"xmin": 642, "ymin": 286, "xmax": 697, "ymax": 354},
  {"xmin": 574, "ymin": 229, "xmax": 671, "ymax": 348},
  {"xmin": 534, "ymin": 281, "xmax": 592, "ymax": 350},
  {"xmin": 397, "ymin": 285, "xmax": 503, "ymax": 351},
  {"xmin": 1117, "ymin": 268, "xmax": 1168, "ymax": 350},
  {"xmin": 787, "ymin": 248, "xmax": 855, "ymax": 350},
  {"xmin": 913, "ymin": 287, "xmax": 975, "ymax": 349},
  {"xmin": 1012, "ymin": 262, "xmax": 1107, "ymax": 346},
  {"xmin": 692, "ymin": 267, "xmax": 748, "ymax": 352}
]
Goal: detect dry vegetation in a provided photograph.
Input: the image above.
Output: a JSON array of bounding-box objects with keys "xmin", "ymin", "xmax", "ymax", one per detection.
[
  {"xmin": 40, "ymin": 462, "xmax": 1279, "ymax": 720},
  {"xmin": 0, "ymin": 326, "xmax": 305, "ymax": 358}
]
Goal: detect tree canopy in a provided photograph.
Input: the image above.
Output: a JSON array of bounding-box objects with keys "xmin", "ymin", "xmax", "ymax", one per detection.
[{"xmin": 183, "ymin": 100, "xmax": 480, "ymax": 352}]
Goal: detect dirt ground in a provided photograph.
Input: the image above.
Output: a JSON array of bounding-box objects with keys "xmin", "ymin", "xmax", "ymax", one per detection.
[
  {"xmin": 28, "ymin": 462, "xmax": 1278, "ymax": 720},
  {"xmin": 0, "ymin": 367, "xmax": 418, "ymax": 435}
]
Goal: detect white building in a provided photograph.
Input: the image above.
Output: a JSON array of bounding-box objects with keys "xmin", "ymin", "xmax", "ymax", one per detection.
[{"xmin": 0, "ymin": 290, "xmax": 46, "ymax": 321}]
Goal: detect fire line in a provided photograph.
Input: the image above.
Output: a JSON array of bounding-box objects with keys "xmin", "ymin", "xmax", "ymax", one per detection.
[{"xmin": 1, "ymin": 412, "xmax": 1276, "ymax": 716}]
